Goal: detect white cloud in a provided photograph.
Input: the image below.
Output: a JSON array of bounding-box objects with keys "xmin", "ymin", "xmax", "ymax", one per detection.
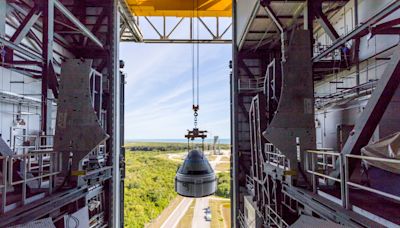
[{"xmin": 121, "ymin": 42, "xmax": 231, "ymax": 139}]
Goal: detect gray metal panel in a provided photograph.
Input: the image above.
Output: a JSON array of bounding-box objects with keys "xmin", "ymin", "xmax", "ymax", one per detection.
[
  {"xmin": 54, "ymin": 59, "xmax": 108, "ymax": 172},
  {"xmin": 0, "ymin": 136, "xmax": 12, "ymax": 156},
  {"xmin": 263, "ymin": 30, "xmax": 316, "ymax": 174}
]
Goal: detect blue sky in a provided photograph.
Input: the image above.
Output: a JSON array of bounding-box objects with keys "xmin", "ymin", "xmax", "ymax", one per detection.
[{"xmin": 120, "ymin": 42, "xmax": 232, "ymax": 139}]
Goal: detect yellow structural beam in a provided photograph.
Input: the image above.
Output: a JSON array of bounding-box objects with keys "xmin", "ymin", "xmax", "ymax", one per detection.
[{"xmin": 125, "ymin": 0, "xmax": 232, "ymax": 17}]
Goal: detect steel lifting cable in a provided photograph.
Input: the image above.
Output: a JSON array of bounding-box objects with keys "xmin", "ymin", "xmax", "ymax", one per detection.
[
  {"xmin": 192, "ymin": 0, "xmax": 200, "ymax": 128},
  {"xmin": 196, "ymin": 1, "xmax": 200, "ymax": 107},
  {"xmin": 192, "ymin": 0, "xmax": 195, "ymax": 108}
]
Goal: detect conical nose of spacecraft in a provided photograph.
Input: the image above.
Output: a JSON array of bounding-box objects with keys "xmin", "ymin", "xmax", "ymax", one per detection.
[{"xmin": 175, "ymin": 150, "xmax": 217, "ymax": 198}]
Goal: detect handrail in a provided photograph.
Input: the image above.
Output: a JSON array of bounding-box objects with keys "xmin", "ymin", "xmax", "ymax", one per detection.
[
  {"xmin": 1, "ymin": 149, "xmax": 61, "ymax": 213},
  {"xmin": 344, "ymin": 154, "xmax": 400, "ymax": 209},
  {"xmin": 238, "ymin": 77, "xmax": 265, "ymax": 91},
  {"xmin": 11, "ymin": 150, "xmax": 56, "ymax": 157},
  {"xmin": 246, "ymin": 175, "xmax": 254, "ymax": 191},
  {"xmin": 306, "ymin": 149, "xmax": 400, "ymax": 216},
  {"xmin": 346, "ymin": 154, "xmax": 400, "ymax": 164},
  {"xmin": 12, "ymin": 134, "xmax": 54, "ymax": 153},
  {"xmin": 266, "ymin": 204, "xmax": 289, "ymax": 227},
  {"xmin": 265, "ymin": 143, "xmax": 290, "ymax": 171},
  {"xmin": 305, "ymin": 149, "xmax": 345, "ymax": 207},
  {"xmin": 306, "ymin": 150, "xmax": 339, "ymax": 156}
]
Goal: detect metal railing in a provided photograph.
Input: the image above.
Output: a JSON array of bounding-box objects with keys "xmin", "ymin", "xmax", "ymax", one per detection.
[
  {"xmin": 246, "ymin": 175, "xmax": 254, "ymax": 193},
  {"xmin": 306, "ymin": 149, "xmax": 400, "ymax": 212},
  {"xmin": 12, "ymin": 134, "xmax": 54, "ymax": 154},
  {"xmin": 305, "ymin": 150, "xmax": 345, "ymax": 207},
  {"xmin": 344, "ymin": 154, "xmax": 400, "ymax": 210},
  {"xmin": 238, "ymin": 78, "xmax": 265, "ymax": 92},
  {"xmin": 38, "ymin": 135, "xmax": 54, "ymax": 150},
  {"xmin": 238, "ymin": 210, "xmax": 247, "ymax": 228},
  {"xmin": 313, "ymin": 43, "xmax": 341, "ymax": 61},
  {"xmin": 265, "ymin": 204, "xmax": 289, "ymax": 228},
  {"xmin": 12, "ymin": 135, "xmax": 37, "ymax": 154},
  {"xmin": 265, "ymin": 143, "xmax": 290, "ymax": 170},
  {"xmin": 0, "ymin": 150, "xmax": 61, "ymax": 214}
]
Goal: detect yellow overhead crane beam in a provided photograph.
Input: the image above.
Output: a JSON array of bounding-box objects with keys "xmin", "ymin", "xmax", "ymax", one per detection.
[{"xmin": 125, "ymin": 0, "xmax": 232, "ymax": 17}]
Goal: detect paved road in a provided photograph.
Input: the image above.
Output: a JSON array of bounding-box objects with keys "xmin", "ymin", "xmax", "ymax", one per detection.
[
  {"xmin": 161, "ymin": 151, "xmax": 229, "ymax": 228},
  {"xmin": 192, "ymin": 197, "xmax": 211, "ymax": 228},
  {"xmin": 161, "ymin": 197, "xmax": 194, "ymax": 228},
  {"xmin": 191, "ymin": 154, "xmax": 223, "ymax": 227}
]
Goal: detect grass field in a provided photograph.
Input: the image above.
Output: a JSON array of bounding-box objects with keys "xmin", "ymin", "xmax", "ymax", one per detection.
[
  {"xmin": 123, "ymin": 141, "xmax": 231, "ymax": 227},
  {"xmin": 124, "ymin": 150, "xmax": 179, "ymax": 227},
  {"xmin": 222, "ymin": 203, "xmax": 231, "ymax": 228},
  {"xmin": 146, "ymin": 196, "xmax": 183, "ymax": 228},
  {"xmin": 210, "ymin": 199, "xmax": 231, "ymax": 228},
  {"xmin": 125, "ymin": 141, "xmax": 231, "ymax": 152},
  {"xmin": 220, "ymin": 156, "xmax": 230, "ymax": 162},
  {"xmin": 215, "ymin": 162, "xmax": 230, "ymax": 172},
  {"xmin": 176, "ymin": 200, "xmax": 196, "ymax": 228},
  {"xmin": 215, "ymin": 172, "xmax": 230, "ymax": 198}
]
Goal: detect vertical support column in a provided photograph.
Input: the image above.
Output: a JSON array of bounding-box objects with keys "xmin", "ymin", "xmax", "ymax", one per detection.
[
  {"xmin": 304, "ymin": 0, "xmax": 315, "ymax": 56},
  {"xmin": 1, "ymin": 158, "xmax": 7, "ymax": 214},
  {"xmin": 119, "ymin": 70, "xmax": 126, "ymax": 228},
  {"xmin": 354, "ymin": 0, "xmax": 360, "ymax": 90},
  {"xmin": 40, "ymin": 0, "xmax": 54, "ymax": 135},
  {"xmin": 231, "ymin": 0, "xmax": 239, "ymax": 226},
  {"xmin": 339, "ymin": 154, "xmax": 346, "ymax": 208},
  {"xmin": 305, "ymin": 0, "xmax": 315, "ymax": 176},
  {"xmin": 107, "ymin": 0, "xmax": 121, "ymax": 227},
  {"xmin": 311, "ymin": 153, "xmax": 317, "ymax": 193},
  {"xmin": 0, "ymin": 0, "xmax": 6, "ymax": 38},
  {"xmin": 344, "ymin": 155, "xmax": 350, "ymax": 209},
  {"xmin": 0, "ymin": 0, "xmax": 12, "ymax": 65}
]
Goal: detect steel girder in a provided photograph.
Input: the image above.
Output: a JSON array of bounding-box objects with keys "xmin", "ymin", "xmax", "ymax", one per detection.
[
  {"xmin": 0, "ymin": 1, "xmax": 120, "ymax": 227},
  {"xmin": 53, "ymin": 0, "xmax": 103, "ymax": 48},
  {"xmin": 0, "ymin": 187, "xmax": 88, "ymax": 227},
  {"xmin": 313, "ymin": 1, "xmax": 339, "ymax": 41},
  {"xmin": 333, "ymin": 45, "xmax": 400, "ymax": 173},
  {"xmin": 284, "ymin": 186, "xmax": 382, "ymax": 227},
  {"xmin": 9, "ymin": 6, "xmax": 42, "ymax": 45},
  {"xmin": 313, "ymin": 0, "xmax": 400, "ymax": 62}
]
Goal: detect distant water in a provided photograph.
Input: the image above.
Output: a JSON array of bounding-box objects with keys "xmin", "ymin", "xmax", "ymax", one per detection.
[{"xmin": 127, "ymin": 138, "xmax": 231, "ymax": 144}]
